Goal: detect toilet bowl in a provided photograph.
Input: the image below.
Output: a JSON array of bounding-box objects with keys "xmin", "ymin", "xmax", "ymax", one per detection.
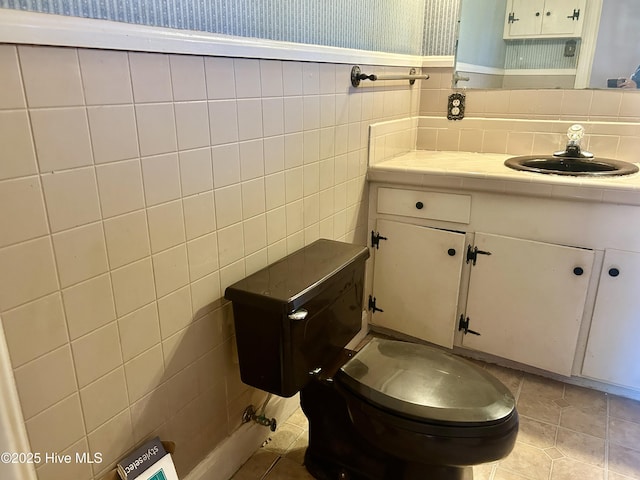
[{"xmin": 225, "ymin": 239, "xmax": 518, "ymax": 480}]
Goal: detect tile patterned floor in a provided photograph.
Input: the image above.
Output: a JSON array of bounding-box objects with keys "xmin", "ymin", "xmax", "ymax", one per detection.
[{"xmin": 232, "ymin": 363, "xmax": 640, "ymax": 480}]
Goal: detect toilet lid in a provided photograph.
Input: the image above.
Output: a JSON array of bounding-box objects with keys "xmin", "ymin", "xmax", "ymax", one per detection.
[{"xmin": 338, "ymin": 338, "xmax": 515, "ymax": 425}]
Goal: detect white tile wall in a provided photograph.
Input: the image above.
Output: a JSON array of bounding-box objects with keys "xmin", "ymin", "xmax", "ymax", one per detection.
[{"xmin": 0, "ymin": 43, "xmax": 418, "ymax": 480}]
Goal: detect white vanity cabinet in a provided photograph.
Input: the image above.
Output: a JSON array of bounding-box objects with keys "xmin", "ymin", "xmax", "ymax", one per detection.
[
  {"xmin": 504, "ymin": 0, "xmax": 586, "ymax": 39},
  {"xmin": 368, "ymin": 180, "xmax": 640, "ymax": 391},
  {"xmin": 582, "ymin": 249, "xmax": 640, "ymax": 390},
  {"xmin": 462, "ymin": 233, "xmax": 594, "ymax": 376}
]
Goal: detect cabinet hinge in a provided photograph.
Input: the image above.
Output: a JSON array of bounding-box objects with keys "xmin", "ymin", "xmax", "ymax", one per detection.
[
  {"xmin": 371, "ymin": 231, "xmax": 388, "ymax": 249},
  {"xmin": 466, "ymin": 245, "xmax": 492, "ymax": 265},
  {"xmin": 508, "ymin": 12, "xmax": 519, "ymax": 23},
  {"xmin": 368, "ymin": 295, "xmax": 384, "ymax": 313},
  {"xmin": 567, "ymin": 8, "xmax": 580, "ymax": 21},
  {"xmin": 458, "ymin": 315, "xmax": 481, "ymax": 336}
]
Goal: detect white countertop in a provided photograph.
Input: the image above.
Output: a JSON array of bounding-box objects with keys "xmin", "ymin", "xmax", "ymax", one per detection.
[{"xmin": 367, "ymin": 151, "xmax": 640, "ymax": 205}]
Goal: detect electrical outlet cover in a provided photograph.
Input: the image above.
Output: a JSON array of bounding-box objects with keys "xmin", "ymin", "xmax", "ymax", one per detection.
[{"xmin": 447, "ymin": 92, "xmax": 466, "ymax": 121}]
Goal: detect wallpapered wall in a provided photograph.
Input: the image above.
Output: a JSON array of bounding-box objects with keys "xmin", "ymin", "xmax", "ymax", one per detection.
[
  {"xmin": 504, "ymin": 39, "xmax": 580, "ymax": 70},
  {"xmin": 0, "ymin": 0, "xmax": 460, "ymax": 56}
]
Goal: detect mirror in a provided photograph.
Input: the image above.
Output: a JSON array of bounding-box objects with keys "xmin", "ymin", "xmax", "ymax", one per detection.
[{"xmin": 453, "ymin": 0, "xmax": 640, "ymax": 89}]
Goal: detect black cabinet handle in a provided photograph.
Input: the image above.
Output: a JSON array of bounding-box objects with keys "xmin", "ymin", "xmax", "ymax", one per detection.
[
  {"xmin": 573, "ymin": 267, "xmax": 583, "ymax": 276},
  {"xmin": 609, "ymin": 268, "xmax": 620, "ymax": 277},
  {"xmin": 415, "ymin": 201, "xmax": 424, "ymax": 210},
  {"xmin": 448, "ymin": 248, "xmax": 456, "ymax": 256}
]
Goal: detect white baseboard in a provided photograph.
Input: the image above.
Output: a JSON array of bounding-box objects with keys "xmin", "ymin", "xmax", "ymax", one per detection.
[{"xmin": 184, "ymin": 394, "xmax": 300, "ymax": 480}]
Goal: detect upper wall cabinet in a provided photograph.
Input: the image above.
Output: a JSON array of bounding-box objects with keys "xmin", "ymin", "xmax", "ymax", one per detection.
[{"xmin": 504, "ymin": 0, "xmax": 587, "ymax": 39}]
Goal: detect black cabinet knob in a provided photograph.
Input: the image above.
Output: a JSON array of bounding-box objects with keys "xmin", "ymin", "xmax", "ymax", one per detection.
[
  {"xmin": 415, "ymin": 201, "xmax": 424, "ymax": 210},
  {"xmin": 536, "ymin": 11, "xmax": 541, "ymax": 16},
  {"xmin": 573, "ymin": 267, "xmax": 583, "ymax": 276},
  {"xmin": 448, "ymin": 248, "xmax": 456, "ymax": 256},
  {"xmin": 609, "ymin": 268, "xmax": 620, "ymax": 277}
]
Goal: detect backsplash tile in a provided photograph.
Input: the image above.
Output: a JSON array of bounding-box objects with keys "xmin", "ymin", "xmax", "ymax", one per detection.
[{"xmin": 0, "ymin": 42, "xmax": 416, "ymax": 479}]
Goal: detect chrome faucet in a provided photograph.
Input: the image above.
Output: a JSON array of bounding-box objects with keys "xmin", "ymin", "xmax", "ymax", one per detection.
[{"xmin": 553, "ymin": 124, "xmax": 593, "ymax": 159}]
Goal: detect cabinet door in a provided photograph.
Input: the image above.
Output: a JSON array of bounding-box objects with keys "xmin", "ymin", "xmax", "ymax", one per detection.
[
  {"xmin": 582, "ymin": 250, "xmax": 640, "ymax": 390},
  {"xmin": 540, "ymin": 0, "xmax": 586, "ymax": 36},
  {"xmin": 463, "ymin": 233, "xmax": 594, "ymax": 376},
  {"xmin": 371, "ymin": 219, "xmax": 466, "ymax": 348},
  {"xmin": 505, "ymin": 0, "xmax": 544, "ymax": 37},
  {"xmin": 505, "ymin": 0, "xmax": 585, "ymax": 38}
]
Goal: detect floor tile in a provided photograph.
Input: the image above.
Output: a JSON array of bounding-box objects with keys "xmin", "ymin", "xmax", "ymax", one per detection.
[
  {"xmin": 517, "ymin": 389, "xmax": 562, "ymax": 425},
  {"xmin": 472, "ymin": 462, "xmax": 496, "ymax": 480},
  {"xmin": 609, "ymin": 443, "xmax": 640, "ymax": 479},
  {"xmin": 609, "ymin": 471, "xmax": 639, "ymax": 480},
  {"xmin": 484, "ymin": 363, "xmax": 524, "ymax": 396},
  {"xmin": 555, "ymin": 427, "xmax": 605, "ymax": 467},
  {"xmin": 264, "ymin": 457, "xmax": 314, "ymax": 480},
  {"xmin": 262, "ymin": 422, "xmax": 305, "ymax": 455},
  {"xmin": 518, "ymin": 416, "xmax": 557, "ymax": 448},
  {"xmin": 283, "ymin": 435, "xmax": 307, "ymax": 466},
  {"xmin": 498, "ymin": 441, "xmax": 552, "ymax": 480},
  {"xmin": 284, "ymin": 408, "xmax": 308, "ymax": 429},
  {"xmin": 520, "ymin": 374, "xmax": 565, "ymax": 401},
  {"xmin": 494, "ymin": 466, "xmax": 537, "ymax": 479},
  {"xmin": 549, "ymin": 457, "xmax": 604, "ymax": 480},
  {"xmin": 610, "ymin": 396, "xmax": 640, "ymax": 423},
  {"xmin": 559, "ymin": 406, "xmax": 606, "ymax": 438},
  {"xmin": 562, "ymin": 384, "xmax": 607, "ymax": 412},
  {"xmin": 609, "ymin": 417, "xmax": 640, "ymax": 451},
  {"xmin": 543, "ymin": 447, "xmax": 564, "ymax": 460},
  {"xmin": 231, "ymin": 450, "xmax": 279, "ymax": 480}
]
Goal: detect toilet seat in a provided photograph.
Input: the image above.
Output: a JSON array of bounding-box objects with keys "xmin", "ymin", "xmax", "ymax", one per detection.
[{"xmin": 337, "ymin": 337, "xmax": 515, "ymax": 427}]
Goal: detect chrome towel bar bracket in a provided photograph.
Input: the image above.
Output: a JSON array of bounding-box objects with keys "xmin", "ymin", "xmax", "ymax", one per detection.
[{"xmin": 350, "ymin": 65, "xmax": 429, "ymax": 87}]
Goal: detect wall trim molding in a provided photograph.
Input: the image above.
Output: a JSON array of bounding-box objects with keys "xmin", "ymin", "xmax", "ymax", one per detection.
[
  {"xmin": 504, "ymin": 68, "xmax": 577, "ymax": 76},
  {"xmin": 0, "ymin": 9, "xmax": 433, "ymax": 67},
  {"xmin": 422, "ymin": 56, "xmax": 455, "ymax": 68},
  {"xmin": 456, "ymin": 62, "xmax": 505, "ymax": 75},
  {"xmin": 457, "ymin": 63, "xmax": 577, "ymax": 77}
]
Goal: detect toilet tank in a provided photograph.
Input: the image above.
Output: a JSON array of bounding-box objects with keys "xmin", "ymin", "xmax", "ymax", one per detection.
[{"xmin": 224, "ymin": 239, "xmax": 369, "ymax": 397}]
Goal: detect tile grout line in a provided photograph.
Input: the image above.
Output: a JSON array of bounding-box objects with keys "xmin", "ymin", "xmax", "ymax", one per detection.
[{"xmin": 259, "ymin": 455, "xmax": 285, "ymax": 480}]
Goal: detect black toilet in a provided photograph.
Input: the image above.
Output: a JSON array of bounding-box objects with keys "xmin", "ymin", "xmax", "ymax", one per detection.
[{"xmin": 225, "ymin": 239, "xmax": 518, "ymax": 480}]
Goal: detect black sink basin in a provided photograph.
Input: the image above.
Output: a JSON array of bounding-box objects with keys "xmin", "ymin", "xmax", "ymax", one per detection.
[{"xmin": 505, "ymin": 156, "xmax": 639, "ymax": 177}]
